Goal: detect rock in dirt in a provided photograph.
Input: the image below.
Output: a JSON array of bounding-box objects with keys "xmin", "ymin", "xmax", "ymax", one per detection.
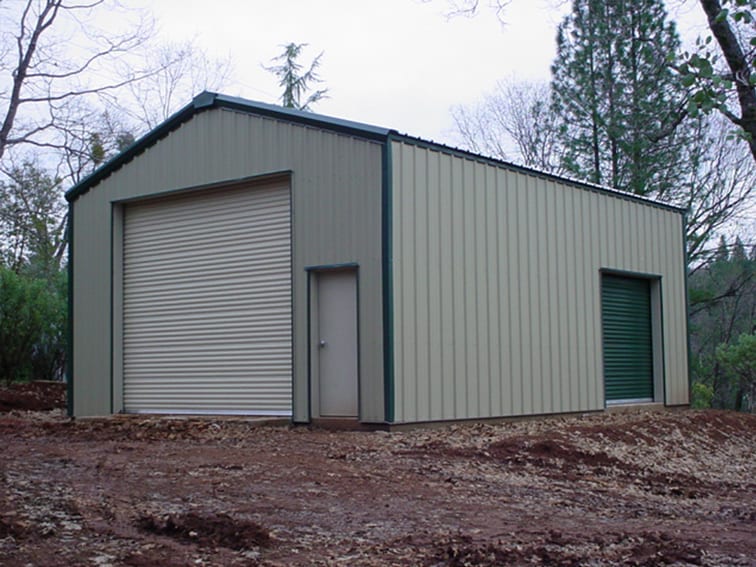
[{"xmin": 136, "ymin": 512, "xmax": 271, "ymax": 550}]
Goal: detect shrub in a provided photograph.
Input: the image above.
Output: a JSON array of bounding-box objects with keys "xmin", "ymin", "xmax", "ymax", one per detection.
[
  {"xmin": 716, "ymin": 333, "xmax": 756, "ymax": 413},
  {"xmin": 691, "ymin": 381, "xmax": 714, "ymax": 409},
  {"xmin": 0, "ymin": 266, "xmax": 66, "ymax": 384}
]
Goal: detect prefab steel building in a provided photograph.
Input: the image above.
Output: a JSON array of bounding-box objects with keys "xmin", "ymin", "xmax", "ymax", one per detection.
[{"xmin": 66, "ymin": 92, "xmax": 690, "ymax": 424}]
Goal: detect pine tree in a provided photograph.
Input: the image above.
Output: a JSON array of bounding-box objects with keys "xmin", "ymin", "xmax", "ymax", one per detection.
[
  {"xmin": 264, "ymin": 43, "xmax": 329, "ymax": 112},
  {"xmin": 551, "ymin": 0, "xmax": 687, "ymax": 196},
  {"xmin": 714, "ymin": 235, "xmax": 730, "ymax": 263}
]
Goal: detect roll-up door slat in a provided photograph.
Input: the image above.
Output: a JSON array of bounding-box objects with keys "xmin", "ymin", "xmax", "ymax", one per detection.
[
  {"xmin": 602, "ymin": 274, "xmax": 654, "ymax": 402},
  {"xmin": 122, "ymin": 182, "xmax": 292, "ymax": 415}
]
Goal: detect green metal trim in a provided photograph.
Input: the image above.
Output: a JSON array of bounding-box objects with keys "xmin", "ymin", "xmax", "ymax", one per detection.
[
  {"xmin": 304, "ymin": 262, "xmax": 359, "ymax": 272},
  {"xmin": 302, "ymin": 264, "xmax": 361, "ymax": 423},
  {"xmin": 682, "ymin": 213, "xmax": 693, "ymax": 405},
  {"xmin": 306, "ymin": 267, "xmax": 362, "ymax": 422},
  {"xmin": 67, "ymin": 89, "xmax": 684, "ymax": 220},
  {"xmin": 213, "ymin": 94, "xmax": 390, "ymax": 141},
  {"xmin": 355, "ymin": 267, "xmax": 362, "ymax": 423},
  {"xmin": 65, "ymin": 92, "xmax": 392, "ymax": 203},
  {"xmin": 391, "ymin": 134, "xmax": 686, "ymax": 215},
  {"xmin": 65, "ymin": 100, "xmax": 200, "ymax": 202},
  {"xmin": 66, "ymin": 204, "xmax": 74, "ymax": 417},
  {"xmin": 381, "ymin": 136, "xmax": 395, "ymax": 423},
  {"xmin": 599, "ymin": 267, "xmax": 663, "ymax": 280},
  {"xmin": 657, "ymin": 277, "xmax": 667, "ymax": 405},
  {"xmin": 286, "ymin": 177, "xmax": 296, "ymax": 424},
  {"xmin": 601, "ymin": 273, "xmax": 655, "ymax": 401},
  {"xmin": 600, "ymin": 269, "xmax": 666, "ymax": 404},
  {"xmin": 111, "ymin": 171, "xmax": 293, "ymax": 206},
  {"xmin": 304, "ymin": 270, "xmax": 313, "ymax": 423},
  {"xmin": 109, "ymin": 205, "xmax": 114, "ymax": 415}
]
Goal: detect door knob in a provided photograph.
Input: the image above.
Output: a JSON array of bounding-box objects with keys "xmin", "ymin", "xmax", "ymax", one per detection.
[{"xmin": 319, "ymin": 339, "xmax": 327, "ymax": 348}]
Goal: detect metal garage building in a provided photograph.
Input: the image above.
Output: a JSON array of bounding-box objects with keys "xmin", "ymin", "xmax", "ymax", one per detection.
[{"xmin": 65, "ymin": 92, "xmax": 690, "ymax": 424}]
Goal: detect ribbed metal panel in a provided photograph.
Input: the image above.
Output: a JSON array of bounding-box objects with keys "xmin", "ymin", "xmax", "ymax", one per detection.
[
  {"xmin": 601, "ymin": 275, "xmax": 654, "ymax": 401},
  {"xmin": 122, "ymin": 181, "xmax": 292, "ymax": 414},
  {"xmin": 70, "ymin": 108, "xmax": 384, "ymax": 420},
  {"xmin": 391, "ymin": 140, "xmax": 689, "ymax": 422}
]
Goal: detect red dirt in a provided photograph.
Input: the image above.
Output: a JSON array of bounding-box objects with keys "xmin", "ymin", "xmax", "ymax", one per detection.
[
  {"xmin": 136, "ymin": 512, "xmax": 271, "ymax": 550},
  {"xmin": 0, "ymin": 385, "xmax": 754, "ymax": 566},
  {"xmin": 0, "ymin": 380, "xmax": 66, "ymax": 412}
]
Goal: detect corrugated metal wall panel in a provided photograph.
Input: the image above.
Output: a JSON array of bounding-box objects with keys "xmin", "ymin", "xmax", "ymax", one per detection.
[
  {"xmin": 391, "ymin": 140, "xmax": 689, "ymax": 423},
  {"xmin": 122, "ymin": 182, "xmax": 292, "ymax": 414},
  {"xmin": 72, "ymin": 108, "xmax": 384, "ymax": 421}
]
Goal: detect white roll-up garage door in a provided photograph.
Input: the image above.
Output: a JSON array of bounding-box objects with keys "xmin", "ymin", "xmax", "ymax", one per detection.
[{"xmin": 122, "ymin": 180, "xmax": 292, "ymax": 415}]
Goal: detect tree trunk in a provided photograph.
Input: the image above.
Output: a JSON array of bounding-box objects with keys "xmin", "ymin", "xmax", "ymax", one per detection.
[{"xmin": 699, "ymin": 0, "xmax": 756, "ymax": 162}]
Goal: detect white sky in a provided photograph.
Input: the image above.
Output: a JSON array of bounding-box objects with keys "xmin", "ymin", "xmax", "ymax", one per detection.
[{"xmin": 123, "ymin": 0, "xmax": 707, "ymax": 145}]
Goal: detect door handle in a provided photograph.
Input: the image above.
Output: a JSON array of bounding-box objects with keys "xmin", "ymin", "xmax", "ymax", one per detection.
[{"xmin": 319, "ymin": 339, "xmax": 327, "ymax": 348}]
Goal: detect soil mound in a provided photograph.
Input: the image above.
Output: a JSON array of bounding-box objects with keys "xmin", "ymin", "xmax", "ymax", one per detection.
[
  {"xmin": 0, "ymin": 381, "xmax": 66, "ymax": 412},
  {"xmin": 136, "ymin": 512, "xmax": 271, "ymax": 550}
]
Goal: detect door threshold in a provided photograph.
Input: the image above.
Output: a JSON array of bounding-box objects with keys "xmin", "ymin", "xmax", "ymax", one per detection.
[{"xmin": 310, "ymin": 417, "xmax": 382, "ymax": 431}]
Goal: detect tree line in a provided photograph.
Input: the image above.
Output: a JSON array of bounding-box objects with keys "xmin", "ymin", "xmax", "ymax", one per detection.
[
  {"xmin": 0, "ymin": 0, "xmax": 322, "ymax": 385},
  {"xmin": 452, "ymin": 0, "xmax": 755, "ymax": 411},
  {"xmin": 1, "ymin": 0, "xmax": 753, "ymax": 411}
]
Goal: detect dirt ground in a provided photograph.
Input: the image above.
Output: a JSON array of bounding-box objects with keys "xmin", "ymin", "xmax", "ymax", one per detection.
[{"xmin": 0, "ymin": 383, "xmax": 754, "ymax": 566}]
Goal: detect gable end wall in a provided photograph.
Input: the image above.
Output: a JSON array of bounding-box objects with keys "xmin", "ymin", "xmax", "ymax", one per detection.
[{"xmin": 71, "ymin": 108, "xmax": 385, "ymax": 421}]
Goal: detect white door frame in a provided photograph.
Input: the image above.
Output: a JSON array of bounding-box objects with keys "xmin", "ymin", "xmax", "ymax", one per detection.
[{"xmin": 307, "ymin": 264, "xmax": 360, "ymax": 420}]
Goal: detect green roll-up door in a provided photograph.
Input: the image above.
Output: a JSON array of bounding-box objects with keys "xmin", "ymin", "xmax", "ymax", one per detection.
[{"xmin": 602, "ymin": 274, "xmax": 654, "ymax": 402}]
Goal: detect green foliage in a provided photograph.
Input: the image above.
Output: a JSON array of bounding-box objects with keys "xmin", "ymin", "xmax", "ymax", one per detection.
[
  {"xmin": 716, "ymin": 333, "xmax": 756, "ymax": 412},
  {"xmin": 551, "ymin": 0, "xmax": 687, "ymax": 196},
  {"xmin": 691, "ymin": 380, "xmax": 715, "ymax": 409},
  {"xmin": 264, "ymin": 43, "xmax": 329, "ymax": 111},
  {"xmin": 0, "ymin": 266, "xmax": 67, "ymax": 385},
  {"xmin": 89, "ymin": 133, "xmax": 106, "ymax": 167},
  {"xmin": 678, "ymin": 0, "xmax": 756, "ymax": 157},
  {"xmin": 689, "ymin": 236, "xmax": 755, "ymax": 411},
  {"xmin": 0, "ymin": 161, "xmax": 66, "ymax": 273}
]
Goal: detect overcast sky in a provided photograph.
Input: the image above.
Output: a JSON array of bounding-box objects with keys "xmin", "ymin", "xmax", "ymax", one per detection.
[{"xmin": 125, "ymin": 0, "xmax": 708, "ymax": 146}]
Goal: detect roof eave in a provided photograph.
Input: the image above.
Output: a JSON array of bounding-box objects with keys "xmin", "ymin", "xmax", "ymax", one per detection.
[
  {"xmin": 390, "ymin": 133, "xmax": 688, "ymax": 215},
  {"xmin": 65, "ymin": 91, "xmax": 393, "ymax": 203},
  {"xmin": 65, "ymin": 91, "xmax": 687, "ymax": 216}
]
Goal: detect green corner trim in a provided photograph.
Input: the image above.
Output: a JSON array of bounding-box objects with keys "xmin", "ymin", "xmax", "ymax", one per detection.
[
  {"xmin": 682, "ymin": 213, "xmax": 692, "ymax": 405},
  {"xmin": 382, "ymin": 137, "xmax": 395, "ymax": 423},
  {"xmin": 66, "ymin": 204, "xmax": 74, "ymax": 417}
]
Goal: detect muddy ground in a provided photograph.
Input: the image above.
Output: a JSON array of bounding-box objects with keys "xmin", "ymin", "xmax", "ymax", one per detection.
[{"xmin": 0, "ymin": 382, "xmax": 754, "ymax": 566}]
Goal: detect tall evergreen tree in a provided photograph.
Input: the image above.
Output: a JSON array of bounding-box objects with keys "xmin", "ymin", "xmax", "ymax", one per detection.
[
  {"xmin": 264, "ymin": 43, "xmax": 329, "ymax": 112},
  {"xmin": 551, "ymin": 0, "xmax": 687, "ymax": 196}
]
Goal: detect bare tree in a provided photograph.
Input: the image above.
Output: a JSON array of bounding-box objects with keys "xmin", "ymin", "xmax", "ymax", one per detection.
[
  {"xmin": 677, "ymin": 115, "xmax": 756, "ymax": 266},
  {"xmin": 451, "ymin": 78, "xmax": 566, "ymax": 174},
  {"xmin": 116, "ymin": 40, "xmax": 234, "ymax": 131},
  {"xmin": 0, "ymin": 2, "xmax": 242, "ymax": 276},
  {"xmin": 695, "ymin": 0, "xmax": 756, "ymax": 162},
  {"xmin": 438, "ymin": 0, "xmax": 513, "ymax": 19},
  {"xmin": 0, "ymin": 0, "xmax": 155, "ymax": 163},
  {"xmin": 52, "ymin": 100, "xmax": 135, "ymax": 185}
]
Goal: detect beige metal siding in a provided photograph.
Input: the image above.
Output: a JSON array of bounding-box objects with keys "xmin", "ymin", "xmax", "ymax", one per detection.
[
  {"xmin": 391, "ymin": 140, "xmax": 688, "ymax": 423},
  {"xmin": 122, "ymin": 181, "xmax": 291, "ymax": 414},
  {"xmin": 71, "ymin": 108, "xmax": 384, "ymax": 421}
]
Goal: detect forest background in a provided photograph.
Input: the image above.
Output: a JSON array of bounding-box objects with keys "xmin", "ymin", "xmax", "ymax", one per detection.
[{"xmin": 0, "ymin": 0, "xmax": 753, "ymax": 411}]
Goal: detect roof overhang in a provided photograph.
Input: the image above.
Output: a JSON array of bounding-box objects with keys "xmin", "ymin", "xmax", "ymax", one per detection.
[
  {"xmin": 65, "ymin": 91, "xmax": 393, "ymax": 202},
  {"xmin": 65, "ymin": 91, "xmax": 686, "ymax": 215}
]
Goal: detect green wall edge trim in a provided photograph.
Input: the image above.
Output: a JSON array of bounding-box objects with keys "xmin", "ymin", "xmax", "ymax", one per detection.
[
  {"xmin": 682, "ymin": 213, "xmax": 692, "ymax": 404},
  {"xmin": 66, "ymin": 204, "xmax": 74, "ymax": 417},
  {"xmin": 382, "ymin": 137, "xmax": 395, "ymax": 423}
]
